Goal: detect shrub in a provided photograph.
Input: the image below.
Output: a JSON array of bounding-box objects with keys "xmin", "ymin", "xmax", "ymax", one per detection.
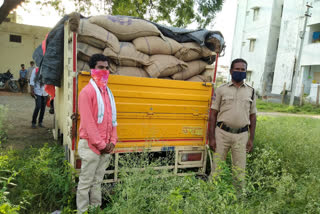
[
  {"xmin": 0, "ymin": 105, "xmax": 8, "ymax": 145},
  {"xmin": 0, "ymin": 145, "xmax": 77, "ymax": 213}
]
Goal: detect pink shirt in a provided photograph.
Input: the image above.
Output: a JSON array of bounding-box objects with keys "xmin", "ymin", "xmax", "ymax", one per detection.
[{"xmin": 78, "ymin": 83, "xmax": 118, "ymax": 155}]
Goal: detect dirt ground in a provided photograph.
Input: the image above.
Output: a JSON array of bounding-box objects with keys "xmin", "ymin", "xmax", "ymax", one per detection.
[{"xmin": 0, "ymin": 91, "xmax": 55, "ymax": 150}]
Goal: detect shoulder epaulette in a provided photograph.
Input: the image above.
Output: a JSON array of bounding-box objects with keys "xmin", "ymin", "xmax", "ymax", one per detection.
[
  {"xmin": 245, "ymin": 83, "xmax": 254, "ymax": 89},
  {"xmin": 218, "ymin": 83, "xmax": 229, "ymax": 88},
  {"xmin": 245, "ymin": 83, "xmax": 255, "ymax": 101}
]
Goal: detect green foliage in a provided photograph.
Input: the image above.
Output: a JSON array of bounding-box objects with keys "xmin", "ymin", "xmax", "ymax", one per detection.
[
  {"xmin": 257, "ymin": 99, "xmax": 320, "ymax": 115},
  {"xmin": 0, "ymin": 170, "xmax": 20, "ymax": 214},
  {"xmin": 27, "ymin": 0, "xmax": 224, "ymax": 28},
  {"xmin": 0, "ymin": 145, "xmax": 77, "ymax": 213},
  {"xmin": 0, "ymin": 105, "xmax": 8, "ymax": 145}
]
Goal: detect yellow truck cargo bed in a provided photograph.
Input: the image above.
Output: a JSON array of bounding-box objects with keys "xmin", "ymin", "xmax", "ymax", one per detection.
[{"xmin": 77, "ymin": 72, "xmax": 212, "ymax": 151}]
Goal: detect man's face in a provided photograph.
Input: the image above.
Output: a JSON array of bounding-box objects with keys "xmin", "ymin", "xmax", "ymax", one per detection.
[
  {"xmin": 95, "ymin": 61, "xmax": 109, "ymax": 70},
  {"xmin": 230, "ymin": 62, "xmax": 246, "ymax": 75},
  {"xmin": 21, "ymin": 66, "xmax": 25, "ymax": 70}
]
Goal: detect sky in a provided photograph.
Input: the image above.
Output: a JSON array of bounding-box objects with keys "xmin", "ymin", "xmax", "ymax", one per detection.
[{"xmin": 13, "ymin": 0, "xmax": 237, "ymax": 67}]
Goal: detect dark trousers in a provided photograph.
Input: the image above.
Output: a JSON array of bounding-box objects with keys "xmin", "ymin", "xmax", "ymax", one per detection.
[
  {"xmin": 18, "ymin": 78, "xmax": 27, "ymax": 92},
  {"xmin": 32, "ymin": 95, "xmax": 47, "ymax": 124}
]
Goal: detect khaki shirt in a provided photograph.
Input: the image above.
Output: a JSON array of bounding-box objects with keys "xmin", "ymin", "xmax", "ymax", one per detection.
[{"xmin": 211, "ymin": 82, "xmax": 257, "ymax": 128}]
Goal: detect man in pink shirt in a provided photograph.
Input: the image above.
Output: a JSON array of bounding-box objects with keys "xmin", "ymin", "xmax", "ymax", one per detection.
[{"xmin": 77, "ymin": 54, "xmax": 118, "ymax": 213}]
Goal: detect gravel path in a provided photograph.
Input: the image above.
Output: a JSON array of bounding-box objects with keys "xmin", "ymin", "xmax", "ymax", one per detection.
[{"xmin": 258, "ymin": 111, "xmax": 320, "ymax": 119}]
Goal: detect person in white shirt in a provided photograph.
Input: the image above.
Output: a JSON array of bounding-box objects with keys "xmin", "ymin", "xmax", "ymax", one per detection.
[
  {"xmin": 29, "ymin": 68, "xmax": 48, "ymax": 128},
  {"xmin": 27, "ymin": 61, "xmax": 36, "ymax": 93}
]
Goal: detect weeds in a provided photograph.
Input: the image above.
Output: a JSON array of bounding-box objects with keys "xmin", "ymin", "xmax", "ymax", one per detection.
[
  {"xmin": 0, "ymin": 105, "xmax": 8, "ymax": 145},
  {"xmin": 256, "ymin": 99, "xmax": 320, "ymax": 115},
  {"xmin": 0, "ymin": 145, "xmax": 77, "ymax": 213}
]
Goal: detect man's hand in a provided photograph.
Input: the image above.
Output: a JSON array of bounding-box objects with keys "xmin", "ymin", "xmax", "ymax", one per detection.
[
  {"xmin": 100, "ymin": 143, "xmax": 115, "ymax": 154},
  {"xmin": 246, "ymin": 139, "xmax": 253, "ymax": 153},
  {"xmin": 209, "ymin": 138, "xmax": 217, "ymax": 152},
  {"xmin": 30, "ymin": 91, "xmax": 35, "ymax": 98},
  {"xmin": 30, "ymin": 86, "xmax": 35, "ymax": 98}
]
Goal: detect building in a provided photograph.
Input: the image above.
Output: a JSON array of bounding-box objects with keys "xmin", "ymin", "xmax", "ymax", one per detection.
[
  {"xmin": 231, "ymin": 0, "xmax": 283, "ymax": 94},
  {"xmin": 0, "ymin": 12, "xmax": 50, "ymax": 79},
  {"xmin": 272, "ymin": 0, "xmax": 320, "ymax": 100},
  {"xmin": 232, "ymin": 0, "xmax": 320, "ymax": 99}
]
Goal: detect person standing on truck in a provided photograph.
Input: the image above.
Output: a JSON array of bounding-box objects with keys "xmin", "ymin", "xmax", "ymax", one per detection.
[
  {"xmin": 209, "ymin": 58, "xmax": 257, "ymax": 191},
  {"xmin": 77, "ymin": 54, "xmax": 118, "ymax": 213},
  {"xmin": 30, "ymin": 67, "xmax": 48, "ymax": 128}
]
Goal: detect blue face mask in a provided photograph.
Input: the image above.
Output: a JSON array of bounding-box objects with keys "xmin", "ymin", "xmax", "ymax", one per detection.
[{"xmin": 232, "ymin": 71, "xmax": 246, "ymax": 82}]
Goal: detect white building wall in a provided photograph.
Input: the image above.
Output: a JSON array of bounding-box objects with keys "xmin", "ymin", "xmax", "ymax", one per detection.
[
  {"xmin": 234, "ymin": 0, "xmax": 319, "ymax": 97},
  {"xmin": 0, "ymin": 22, "xmax": 50, "ymax": 79},
  {"xmin": 232, "ymin": 0, "xmax": 283, "ymax": 94},
  {"xmin": 271, "ymin": 0, "xmax": 320, "ymax": 96},
  {"xmin": 263, "ymin": 0, "xmax": 283, "ymax": 92}
]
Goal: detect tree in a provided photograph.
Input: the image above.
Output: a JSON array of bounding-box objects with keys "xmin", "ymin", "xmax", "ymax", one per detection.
[
  {"xmin": 0, "ymin": 0, "xmax": 26, "ymax": 24},
  {"xmin": 29, "ymin": 0, "xmax": 224, "ymax": 28}
]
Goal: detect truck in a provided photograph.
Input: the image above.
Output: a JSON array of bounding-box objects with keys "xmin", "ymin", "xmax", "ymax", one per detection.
[{"xmin": 53, "ymin": 20, "xmax": 221, "ymax": 183}]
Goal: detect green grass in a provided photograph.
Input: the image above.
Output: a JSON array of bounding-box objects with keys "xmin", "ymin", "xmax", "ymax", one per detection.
[
  {"xmin": 0, "ymin": 145, "xmax": 77, "ymax": 214},
  {"xmin": 256, "ymin": 99, "xmax": 320, "ymax": 115}
]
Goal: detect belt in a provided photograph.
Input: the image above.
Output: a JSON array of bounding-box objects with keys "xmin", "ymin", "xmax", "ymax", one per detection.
[{"xmin": 216, "ymin": 122, "xmax": 248, "ymax": 134}]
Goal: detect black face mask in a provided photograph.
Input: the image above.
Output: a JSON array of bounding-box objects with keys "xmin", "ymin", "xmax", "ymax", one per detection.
[{"xmin": 232, "ymin": 71, "xmax": 246, "ymax": 82}]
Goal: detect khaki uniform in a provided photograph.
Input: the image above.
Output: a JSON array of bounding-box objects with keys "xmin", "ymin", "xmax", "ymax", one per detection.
[{"xmin": 211, "ymin": 82, "xmax": 257, "ymax": 187}]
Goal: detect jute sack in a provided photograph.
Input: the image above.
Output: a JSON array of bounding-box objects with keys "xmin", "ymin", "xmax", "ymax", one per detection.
[
  {"xmin": 109, "ymin": 61, "xmax": 117, "ymax": 74},
  {"xmin": 133, "ymin": 36, "xmax": 182, "ymax": 55},
  {"xmin": 186, "ymin": 75, "xmax": 212, "ymax": 82},
  {"xmin": 77, "ymin": 42, "xmax": 103, "ymax": 62},
  {"xmin": 78, "ymin": 19, "xmax": 120, "ymax": 53},
  {"xmin": 200, "ymin": 65, "xmax": 214, "ymax": 80},
  {"xmin": 171, "ymin": 60, "xmax": 208, "ymax": 80},
  {"xmin": 145, "ymin": 55, "xmax": 188, "ymax": 78},
  {"xmin": 89, "ymin": 15, "xmax": 161, "ymax": 41},
  {"xmin": 175, "ymin": 42, "xmax": 213, "ymax": 62},
  {"xmin": 77, "ymin": 60, "xmax": 91, "ymax": 72},
  {"xmin": 78, "ymin": 35, "xmax": 106, "ymax": 50},
  {"xmin": 115, "ymin": 66, "xmax": 149, "ymax": 77},
  {"xmin": 103, "ymin": 42, "xmax": 150, "ymax": 67}
]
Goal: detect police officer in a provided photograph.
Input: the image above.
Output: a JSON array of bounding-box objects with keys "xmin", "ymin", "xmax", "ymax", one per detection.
[{"xmin": 209, "ymin": 58, "xmax": 257, "ymax": 189}]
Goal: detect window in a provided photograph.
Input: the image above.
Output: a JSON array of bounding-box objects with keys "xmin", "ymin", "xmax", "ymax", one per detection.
[
  {"xmin": 252, "ymin": 7, "xmax": 260, "ymax": 21},
  {"xmin": 249, "ymin": 39, "xmax": 256, "ymax": 52},
  {"xmin": 280, "ymin": 5, "xmax": 283, "ymax": 17},
  {"xmin": 242, "ymin": 42, "xmax": 246, "ymax": 46},
  {"xmin": 314, "ymin": 72, "xmax": 320, "ymax": 83},
  {"xmin": 10, "ymin": 34, "xmax": 21, "ymax": 43}
]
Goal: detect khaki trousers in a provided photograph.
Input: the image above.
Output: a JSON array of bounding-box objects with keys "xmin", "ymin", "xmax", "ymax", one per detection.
[
  {"xmin": 211, "ymin": 127, "xmax": 248, "ymax": 189},
  {"xmin": 76, "ymin": 139, "xmax": 110, "ymax": 213}
]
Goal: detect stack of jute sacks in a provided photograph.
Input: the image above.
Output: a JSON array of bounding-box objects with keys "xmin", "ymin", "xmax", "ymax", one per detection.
[{"xmin": 77, "ymin": 15, "xmax": 221, "ymax": 82}]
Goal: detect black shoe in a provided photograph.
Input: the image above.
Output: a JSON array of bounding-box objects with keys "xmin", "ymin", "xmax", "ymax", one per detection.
[
  {"xmin": 38, "ymin": 123, "xmax": 45, "ymax": 128},
  {"xmin": 31, "ymin": 124, "xmax": 36, "ymax": 129},
  {"xmin": 49, "ymin": 108, "xmax": 54, "ymax": 114}
]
